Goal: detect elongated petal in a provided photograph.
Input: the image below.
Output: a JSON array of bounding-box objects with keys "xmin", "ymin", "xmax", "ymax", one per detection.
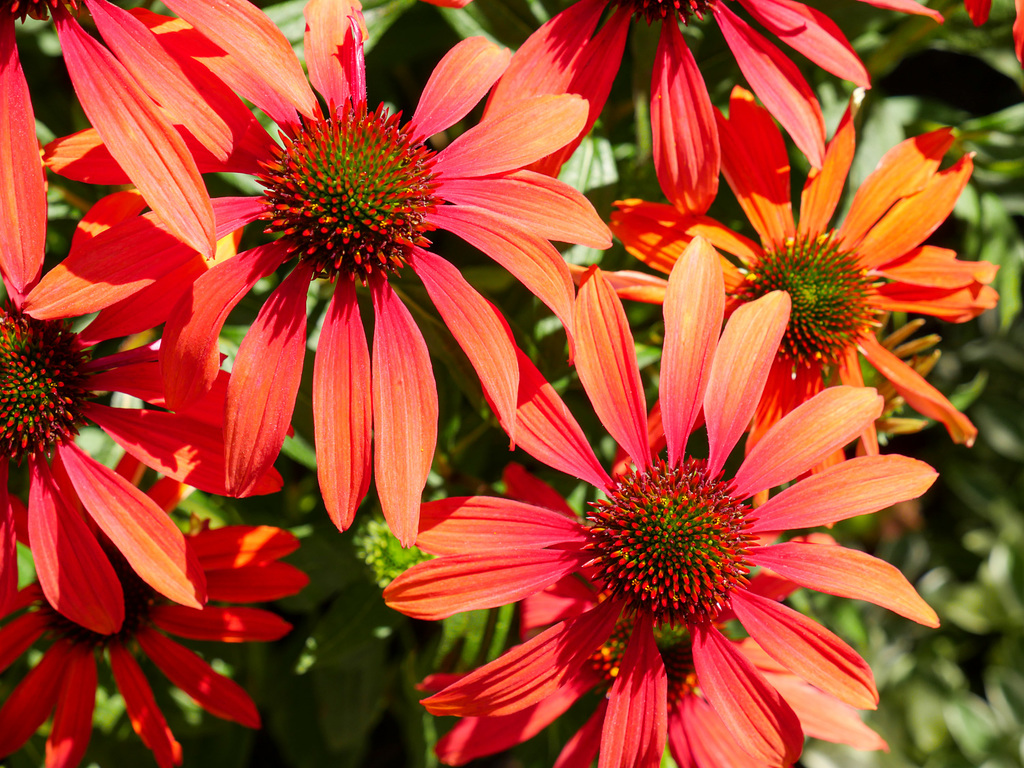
[
  {"xmin": 412, "ymin": 249, "xmax": 519, "ymax": 440},
  {"xmin": 59, "ymin": 442, "xmax": 206, "ymax": 609},
  {"xmin": 716, "ymin": 5, "xmax": 826, "ymax": 167},
  {"xmin": 313, "ymin": 281, "xmax": 372, "ymax": 531},
  {"xmin": 676, "ymin": 694, "xmax": 763, "ymax": 768},
  {"xmin": 874, "ymin": 281, "xmax": 998, "ymax": 323},
  {"xmin": 731, "ymin": 590, "xmax": 877, "ymax": 709},
  {"xmin": 575, "ymin": 268, "xmax": 650, "ymax": 469},
  {"xmin": 151, "ymin": 605, "xmax": 291, "ymax": 642},
  {"xmin": 204, "ymin": 561, "xmax": 308, "ymax": 603},
  {"xmin": 416, "ymin": 497, "xmax": 587, "ymax": 555},
  {"xmin": 0, "ymin": 464, "xmax": 16, "ymax": 616},
  {"xmin": 384, "ymin": 549, "xmax": 586, "ymax": 620},
  {"xmin": 28, "ymin": 456, "xmax": 124, "ymax": 634},
  {"xmin": 799, "ymin": 105, "xmax": 855, "ymax": 239},
  {"xmin": 162, "ymin": 240, "xmax": 289, "ymax": 410},
  {"xmin": 733, "ymin": 387, "xmax": 882, "ymax": 498},
  {"xmin": 0, "ymin": 21, "xmax": 45, "ymax": 300},
  {"xmin": 371, "ymin": 277, "xmax": 438, "ymax": 547},
  {"xmin": 749, "ymin": 454, "xmax": 936, "ymax": 533},
  {"xmin": 137, "ymin": 628, "xmax": 260, "ymax": 727},
  {"xmin": 874, "ymin": 245, "xmax": 998, "ymax": 288},
  {"xmin": 556, "ymin": 700, "xmax": 606, "ymax": 768},
  {"xmin": 439, "ymin": 171, "xmax": 610, "ymax": 248},
  {"xmin": 226, "ymin": 264, "xmax": 310, "ymax": 496},
  {"xmin": 502, "ymin": 463, "xmax": 576, "ymax": 516},
  {"xmin": 410, "ymin": 37, "xmax": 510, "ymax": 140},
  {"xmin": 599, "ymin": 614, "xmax": 667, "ymax": 768},
  {"xmin": 704, "ymin": 292, "xmax": 791, "ymax": 477},
  {"xmin": 0, "ymin": 641, "xmax": 71, "ymax": 756},
  {"xmin": 661, "ymin": 238, "xmax": 724, "ymax": 465},
  {"xmin": 691, "ymin": 624, "xmax": 803, "ymax": 764},
  {"xmin": 0, "ymin": 611, "xmax": 48, "ymax": 674},
  {"xmin": 422, "ymin": 598, "xmax": 621, "ymax": 716},
  {"xmin": 54, "ymin": 10, "xmax": 215, "ymax": 257},
  {"xmin": 46, "ymin": 645, "xmax": 97, "ymax": 768},
  {"xmin": 751, "ymin": 541, "xmax": 939, "ymax": 626},
  {"xmin": 303, "ymin": 0, "xmax": 362, "ymax": 110},
  {"xmin": 435, "ymin": 94, "xmax": 587, "ymax": 179},
  {"xmin": 858, "ymin": 0, "xmax": 943, "ymax": 21},
  {"xmin": 190, "ymin": 525, "xmax": 299, "ymax": 570},
  {"xmin": 652, "ymin": 22, "xmax": 719, "ymax": 216},
  {"xmin": 109, "ymin": 643, "xmax": 182, "ymax": 768}
]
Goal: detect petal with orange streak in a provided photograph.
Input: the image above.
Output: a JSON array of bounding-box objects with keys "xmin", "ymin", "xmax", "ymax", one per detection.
[
  {"xmin": 677, "ymin": 694, "xmax": 770, "ymax": 768},
  {"xmin": 45, "ymin": 645, "xmax": 97, "ymax": 768},
  {"xmin": 874, "ymin": 245, "xmax": 998, "ymax": 288},
  {"xmin": 873, "ymin": 281, "xmax": 998, "ymax": 323},
  {"xmin": 704, "ymin": 291, "xmax": 791, "ymax": 478},
  {"xmin": 151, "ymin": 604, "xmax": 292, "ymax": 642},
  {"xmin": 751, "ymin": 541, "xmax": 939, "ymax": 626},
  {"xmin": 303, "ymin": 0, "xmax": 363, "ymax": 111},
  {"xmin": 313, "ymin": 280, "xmax": 372, "ymax": 532},
  {"xmin": 799, "ymin": 106, "xmax": 856, "ymax": 239},
  {"xmin": 69, "ymin": 189, "xmax": 147, "ymax": 250},
  {"xmin": 0, "ymin": 641, "xmax": 71, "ymax": 756},
  {"xmin": 858, "ymin": 0, "xmax": 944, "ymax": 22},
  {"xmin": 190, "ymin": 525, "xmax": 299, "ymax": 570},
  {"xmin": 109, "ymin": 643, "xmax": 182, "ymax": 768}
]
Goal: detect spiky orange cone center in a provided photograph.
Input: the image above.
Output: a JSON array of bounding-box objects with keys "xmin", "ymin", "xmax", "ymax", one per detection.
[
  {"xmin": 738, "ymin": 233, "xmax": 877, "ymax": 365},
  {"xmin": 0, "ymin": 312, "xmax": 90, "ymax": 462},
  {"xmin": 587, "ymin": 457, "xmax": 752, "ymax": 626},
  {"xmin": 258, "ymin": 102, "xmax": 441, "ymax": 283}
]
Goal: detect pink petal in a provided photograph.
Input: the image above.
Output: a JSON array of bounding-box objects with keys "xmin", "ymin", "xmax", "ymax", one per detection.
[
  {"xmin": 225, "ymin": 263, "xmax": 312, "ymax": 496},
  {"xmin": 303, "ymin": 0, "xmax": 363, "ymax": 110},
  {"xmin": 748, "ymin": 454, "xmax": 937, "ymax": 533},
  {"xmin": 58, "ymin": 442, "xmax": 207, "ymax": 609},
  {"xmin": 0, "ymin": 21, "xmax": 45, "ymax": 301},
  {"xmin": 416, "ymin": 496, "xmax": 587, "ymax": 555},
  {"xmin": 151, "ymin": 604, "xmax": 292, "ymax": 642},
  {"xmin": 53, "ymin": 9, "xmax": 215, "ymax": 257},
  {"xmin": 751, "ymin": 541, "xmax": 940, "ymax": 626},
  {"xmin": 312, "ymin": 280, "xmax": 372, "ymax": 532},
  {"xmin": 46, "ymin": 645, "xmax": 97, "ymax": 768},
  {"xmin": 27, "ymin": 456, "xmax": 124, "ymax": 635},
  {"xmin": 731, "ymin": 590, "xmax": 877, "ymax": 709},
  {"xmin": 575, "ymin": 268, "xmax": 650, "ymax": 469},
  {"xmin": 704, "ymin": 291, "xmax": 791, "ymax": 477},
  {"xmin": 661, "ymin": 237, "xmax": 724, "ymax": 466},
  {"xmin": 370, "ymin": 276, "xmax": 438, "ymax": 547},
  {"xmin": 715, "ymin": 4, "xmax": 826, "ymax": 167},
  {"xmin": 691, "ymin": 623, "xmax": 803, "ymax": 764},
  {"xmin": 410, "ymin": 36, "xmax": 510, "ymax": 140},
  {"xmin": 652, "ymin": 21, "xmax": 719, "ymax": 216},
  {"xmin": 109, "ymin": 643, "xmax": 183, "ymax": 768}
]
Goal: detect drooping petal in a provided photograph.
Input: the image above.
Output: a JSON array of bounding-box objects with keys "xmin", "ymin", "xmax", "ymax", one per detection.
[
  {"xmin": 652, "ymin": 21, "xmax": 719, "ymax": 216},
  {"xmin": 750, "ymin": 541, "xmax": 940, "ymax": 626},
  {"xmin": 599, "ymin": 614, "xmax": 668, "ymax": 768},
  {"xmin": 137, "ymin": 627, "xmax": 260, "ymax": 727},
  {"xmin": 874, "ymin": 245, "xmax": 998, "ymax": 288},
  {"xmin": 0, "ymin": 21, "xmax": 45, "ymax": 301},
  {"xmin": 704, "ymin": 291, "xmax": 791, "ymax": 478},
  {"xmin": 676, "ymin": 694, "xmax": 765, "ymax": 768},
  {"xmin": 58, "ymin": 442, "xmax": 207, "ymax": 609},
  {"xmin": 190, "ymin": 525, "xmax": 299, "ymax": 570},
  {"xmin": 732, "ymin": 387, "xmax": 883, "ymax": 498},
  {"xmin": 691, "ymin": 623, "xmax": 803, "ymax": 765},
  {"xmin": 857, "ymin": 0, "xmax": 944, "ymax": 22},
  {"xmin": 421, "ymin": 598, "xmax": 621, "ymax": 716},
  {"xmin": 225, "ymin": 263, "xmax": 311, "ymax": 496},
  {"xmin": 204, "ymin": 561, "xmax": 308, "ymax": 603},
  {"xmin": 661, "ymin": 237, "xmax": 724, "ymax": 465},
  {"xmin": 555, "ymin": 700, "xmax": 606, "ymax": 768},
  {"xmin": 313, "ymin": 280, "xmax": 372, "ymax": 532},
  {"xmin": 28, "ymin": 456, "xmax": 125, "ymax": 635},
  {"xmin": 370, "ymin": 276, "xmax": 438, "ymax": 547},
  {"xmin": 151, "ymin": 605, "xmax": 292, "ymax": 642},
  {"xmin": 109, "ymin": 642, "xmax": 183, "ymax": 768},
  {"xmin": 730, "ymin": 589, "xmax": 877, "ymax": 709},
  {"xmin": 873, "ymin": 281, "xmax": 998, "ymax": 323},
  {"xmin": 748, "ymin": 454, "xmax": 937, "ymax": 533},
  {"xmin": 384, "ymin": 548, "xmax": 587, "ymax": 620},
  {"xmin": 798, "ymin": 104, "xmax": 856, "ymax": 239},
  {"xmin": 0, "ymin": 463, "xmax": 16, "ymax": 615},
  {"xmin": 53, "ymin": 8, "xmax": 215, "ymax": 257},
  {"xmin": 0, "ymin": 611, "xmax": 48, "ymax": 674},
  {"xmin": 0, "ymin": 641, "xmax": 72, "ymax": 757},
  {"xmin": 45, "ymin": 645, "xmax": 97, "ymax": 768},
  {"xmin": 303, "ymin": 0, "xmax": 363, "ymax": 110},
  {"xmin": 410, "ymin": 36, "xmax": 510, "ymax": 140},
  {"xmin": 416, "ymin": 496, "xmax": 588, "ymax": 555}
]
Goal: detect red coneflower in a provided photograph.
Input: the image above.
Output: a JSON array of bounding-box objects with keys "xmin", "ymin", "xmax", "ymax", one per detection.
[{"xmin": 963, "ymin": 0, "xmax": 1023, "ymax": 64}]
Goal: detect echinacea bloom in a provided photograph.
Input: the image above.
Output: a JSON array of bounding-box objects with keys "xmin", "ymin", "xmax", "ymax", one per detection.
[
  {"xmin": 1, "ymin": 191, "xmax": 280, "ymax": 635},
  {"xmin": 964, "ymin": 0, "xmax": 1023, "ymax": 64},
  {"xmin": 481, "ymin": 0, "xmax": 942, "ymax": 217},
  {"xmin": 611, "ymin": 87, "xmax": 997, "ymax": 454},
  {"xmin": 31, "ymin": 1, "xmax": 610, "ymax": 546},
  {"xmin": 0, "ymin": 486, "xmax": 307, "ymax": 768},
  {"xmin": 385, "ymin": 238, "xmax": 939, "ymax": 766}
]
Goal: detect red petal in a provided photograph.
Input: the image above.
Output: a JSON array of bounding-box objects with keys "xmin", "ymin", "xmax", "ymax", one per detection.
[
  {"xmin": 799, "ymin": 104, "xmax": 855, "ymax": 239},
  {"xmin": 421, "ymin": 598, "xmax": 620, "ymax": 716},
  {"xmin": 28, "ymin": 456, "xmax": 125, "ymax": 634},
  {"xmin": 151, "ymin": 604, "xmax": 292, "ymax": 642},
  {"xmin": 0, "ymin": 21, "xmax": 45, "ymax": 300},
  {"xmin": 555, "ymin": 700, "xmax": 606, "ymax": 768},
  {"xmin": 691, "ymin": 624, "xmax": 803, "ymax": 764},
  {"xmin": 751, "ymin": 541, "xmax": 940, "ymax": 626},
  {"xmin": 313, "ymin": 281, "xmax": 372, "ymax": 531},
  {"xmin": 69, "ymin": 189, "xmax": 147, "ymax": 249},
  {"xmin": 137, "ymin": 627, "xmax": 260, "ymax": 727},
  {"xmin": 749, "ymin": 454, "xmax": 937, "ymax": 533},
  {"xmin": 0, "ymin": 611, "xmax": 48, "ymax": 674},
  {"xmin": 0, "ymin": 641, "xmax": 71, "ymax": 756},
  {"xmin": 416, "ymin": 496, "xmax": 587, "ymax": 555},
  {"xmin": 575, "ymin": 268, "xmax": 650, "ymax": 469},
  {"xmin": 502, "ymin": 463, "xmax": 576, "ymax": 516},
  {"xmin": 58, "ymin": 442, "xmax": 207, "ymax": 608},
  {"xmin": 652, "ymin": 22, "xmax": 719, "ymax": 216},
  {"xmin": 857, "ymin": 0, "xmax": 944, "ymax": 21},
  {"xmin": 46, "ymin": 645, "xmax": 97, "ymax": 768},
  {"xmin": 54, "ymin": 10, "xmax": 215, "ymax": 257},
  {"xmin": 190, "ymin": 525, "xmax": 299, "ymax": 570},
  {"xmin": 303, "ymin": 0, "xmax": 363, "ymax": 110},
  {"xmin": 0, "ymin": 463, "xmax": 16, "ymax": 616},
  {"xmin": 109, "ymin": 642, "xmax": 183, "ymax": 768},
  {"xmin": 204, "ymin": 561, "xmax": 308, "ymax": 603}
]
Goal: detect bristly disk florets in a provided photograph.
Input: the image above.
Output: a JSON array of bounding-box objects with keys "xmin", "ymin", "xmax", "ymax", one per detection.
[
  {"xmin": 612, "ymin": 0, "xmax": 714, "ymax": 26},
  {"xmin": 2, "ymin": 0, "xmax": 75, "ymax": 22},
  {"xmin": 258, "ymin": 102, "xmax": 441, "ymax": 284}
]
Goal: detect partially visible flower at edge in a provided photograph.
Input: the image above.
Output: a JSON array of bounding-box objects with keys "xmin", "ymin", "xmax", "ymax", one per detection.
[{"xmin": 963, "ymin": 0, "xmax": 1024, "ymax": 64}]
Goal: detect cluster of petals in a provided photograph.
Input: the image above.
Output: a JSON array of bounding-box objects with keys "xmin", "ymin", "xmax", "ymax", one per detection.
[
  {"xmin": 0, "ymin": 478, "xmax": 307, "ymax": 768},
  {"xmin": 33, "ymin": 0, "xmax": 611, "ymax": 547},
  {"xmin": 385, "ymin": 238, "xmax": 941, "ymax": 766},
  {"xmin": 610, "ymin": 86, "xmax": 997, "ymax": 454}
]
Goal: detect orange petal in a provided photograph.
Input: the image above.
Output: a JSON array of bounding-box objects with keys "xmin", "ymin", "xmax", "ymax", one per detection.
[
  {"xmin": 303, "ymin": 0, "xmax": 363, "ymax": 110},
  {"xmin": 798, "ymin": 104, "xmax": 856, "ymax": 239},
  {"xmin": 190, "ymin": 525, "xmax": 299, "ymax": 570},
  {"xmin": 109, "ymin": 642, "xmax": 183, "ymax": 768},
  {"xmin": 873, "ymin": 245, "xmax": 998, "ymax": 288},
  {"xmin": 873, "ymin": 281, "xmax": 998, "ymax": 323},
  {"xmin": 858, "ymin": 0, "xmax": 944, "ymax": 21}
]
